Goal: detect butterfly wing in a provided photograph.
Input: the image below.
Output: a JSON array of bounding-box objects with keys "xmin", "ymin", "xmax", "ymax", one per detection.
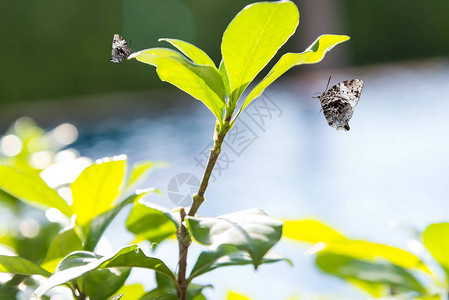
[
  {"xmin": 332, "ymin": 79, "xmax": 364, "ymax": 108},
  {"xmin": 110, "ymin": 34, "xmax": 131, "ymax": 63},
  {"xmin": 319, "ymin": 79, "xmax": 363, "ymax": 131}
]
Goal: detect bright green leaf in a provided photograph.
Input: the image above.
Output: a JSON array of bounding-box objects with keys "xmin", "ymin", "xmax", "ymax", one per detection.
[
  {"xmin": 227, "ymin": 291, "xmax": 251, "ymax": 300},
  {"xmin": 219, "ymin": 59, "xmax": 231, "ymax": 98},
  {"xmin": 84, "ymin": 268, "xmax": 130, "ymax": 300},
  {"xmin": 240, "ymin": 34, "xmax": 350, "ymax": 111},
  {"xmin": 422, "ymin": 222, "xmax": 449, "ymax": 277},
  {"xmin": 71, "ymin": 156, "xmax": 126, "ymax": 226},
  {"xmin": 0, "ymin": 255, "xmax": 51, "ymax": 277},
  {"xmin": 84, "ymin": 189, "xmax": 157, "ymax": 251},
  {"xmin": 322, "ymin": 240, "xmax": 431, "ymax": 275},
  {"xmin": 126, "ymin": 201, "xmax": 179, "ymax": 246},
  {"xmin": 316, "ymin": 253, "xmax": 426, "ymax": 293},
  {"xmin": 282, "ymin": 219, "xmax": 348, "ymax": 243},
  {"xmin": 347, "ymin": 279, "xmax": 386, "ymax": 298},
  {"xmin": 159, "ymin": 38, "xmax": 216, "ymax": 67},
  {"xmin": 35, "ymin": 245, "xmax": 175, "ymax": 297},
  {"xmin": 129, "ymin": 48, "xmax": 225, "ymax": 123},
  {"xmin": 221, "ymin": 1, "xmax": 299, "ymax": 101},
  {"xmin": 125, "ymin": 161, "xmax": 157, "ymax": 190},
  {"xmin": 0, "ymin": 165, "xmax": 71, "ymax": 216},
  {"xmin": 113, "ymin": 284, "xmax": 146, "ymax": 300},
  {"xmin": 189, "ymin": 244, "xmax": 290, "ymax": 280},
  {"xmin": 41, "ymin": 228, "xmax": 83, "ymax": 272},
  {"xmin": 186, "ymin": 209, "xmax": 283, "ymax": 268}
]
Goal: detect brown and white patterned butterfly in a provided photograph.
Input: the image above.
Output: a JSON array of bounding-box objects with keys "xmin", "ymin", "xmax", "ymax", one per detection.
[
  {"xmin": 317, "ymin": 77, "xmax": 364, "ymax": 131},
  {"xmin": 110, "ymin": 34, "xmax": 131, "ymax": 63}
]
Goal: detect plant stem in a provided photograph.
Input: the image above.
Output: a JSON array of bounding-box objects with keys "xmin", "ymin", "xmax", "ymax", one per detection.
[
  {"xmin": 177, "ymin": 208, "xmax": 189, "ymax": 299},
  {"xmin": 176, "ymin": 115, "xmax": 232, "ymax": 299}
]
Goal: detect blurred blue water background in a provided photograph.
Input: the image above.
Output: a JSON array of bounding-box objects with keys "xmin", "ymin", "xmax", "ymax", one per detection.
[{"xmin": 63, "ymin": 59, "xmax": 449, "ymax": 299}]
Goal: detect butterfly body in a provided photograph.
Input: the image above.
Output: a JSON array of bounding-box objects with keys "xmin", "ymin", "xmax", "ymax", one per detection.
[
  {"xmin": 110, "ymin": 34, "xmax": 131, "ymax": 63},
  {"xmin": 318, "ymin": 79, "xmax": 364, "ymax": 131}
]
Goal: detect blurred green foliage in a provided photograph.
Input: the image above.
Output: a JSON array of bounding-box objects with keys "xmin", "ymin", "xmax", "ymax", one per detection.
[
  {"xmin": 0, "ymin": 0, "xmax": 254, "ymax": 104},
  {"xmin": 343, "ymin": 0, "xmax": 449, "ymax": 64}
]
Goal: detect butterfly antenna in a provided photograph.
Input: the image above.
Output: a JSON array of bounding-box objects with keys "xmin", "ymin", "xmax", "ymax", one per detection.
[{"xmin": 325, "ymin": 76, "xmax": 331, "ymax": 91}]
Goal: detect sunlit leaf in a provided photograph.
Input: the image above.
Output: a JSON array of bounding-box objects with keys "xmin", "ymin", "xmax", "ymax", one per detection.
[
  {"xmin": 0, "ymin": 255, "xmax": 51, "ymax": 277},
  {"xmin": 227, "ymin": 291, "xmax": 251, "ymax": 300},
  {"xmin": 129, "ymin": 48, "xmax": 225, "ymax": 123},
  {"xmin": 35, "ymin": 245, "xmax": 175, "ymax": 297},
  {"xmin": 71, "ymin": 156, "xmax": 126, "ymax": 226},
  {"xmin": 84, "ymin": 189, "xmax": 157, "ymax": 251},
  {"xmin": 0, "ymin": 165, "xmax": 71, "ymax": 216},
  {"xmin": 422, "ymin": 222, "xmax": 449, "ymax": 277},
  {"xmin": 41, "ymin": 228, "xmax": 83, "ymax": 272},
  {"xmin": 219, "ymin": 60, "xmax": 231, "ymax": 98},
  {"xmin": 126, "ymin": 201, "xmax": 179, "ymax": 246},
  {"xmin": 160, "ymin": 38, "xmax": 216, "ymax": 67},
  {"xmin": 322, "ymin": 240, "xmax": 431, "ymax": 275},
  {"xmin": 189, "ymin": 244, "xmax": 290, "ymax": 280},
  {"xmin": 347, "ymin": 279, "xmax": 386, "ymax": 297},
  {"xmin": 316, "ymin": 253, "xmax": 426, "ymax": 293},
  {"xmin": 186, "ymin": 209, "xmax": 283, "ymax": 268},
  {"xmin": 112, "ymin": 284, "xmax": 146, "ymax": 300},
  {"xmin": 240, "ymin": 34, "xmax": 350, "ymax": 111},
  {"xmin": 282, "ymin": 219, "xmax": 347, "ymax": 243},
  {"xmin": 221, "ymin": 1, "xmax": 299, "ymax": 101}
]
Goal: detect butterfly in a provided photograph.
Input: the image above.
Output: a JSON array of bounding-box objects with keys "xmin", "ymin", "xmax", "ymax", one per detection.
[
  {"xmin": 316, "ymin": 77, "xmax": 364, "ymax": 131},
  {"xmin": 110, "ymin": 34, "xmax": 131, "ymax": 63}
]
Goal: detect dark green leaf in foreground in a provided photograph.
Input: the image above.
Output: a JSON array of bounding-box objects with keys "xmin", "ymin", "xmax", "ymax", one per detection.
[
  {"xmin": 35, "ymin": 245, "xmax": 175, "ymax": 297},
  {"xmin": 84, "ymin": 267, "xmax": 131, "ymax": 300},
  {"xmin": 0, "ymin": 256, "xmax": 51, "ymax": 277},
  {"xmin": 186, "ymin": 209, "xmax": 283, "ymax": 268},
  {"xmin": 316, "ymin": 253, "xmax": 426, "ymax": 293},
  {"xmin": 189, "ymin": 244, "xmax": 290, "ymax": 280},
  {"xmin": 0, "ymin": 165, "xmax": 71, "ymax": 216},
  {"xmin": 126, "ymin": 201, "xmax": 179, "ymax": 246},
  {"xmin": 129, "ymin": 48, "xmax": 225, "ymax": 123},
  {"xmin": 85, "ymin": 188, "xmax": 158, "ymax": 251}
]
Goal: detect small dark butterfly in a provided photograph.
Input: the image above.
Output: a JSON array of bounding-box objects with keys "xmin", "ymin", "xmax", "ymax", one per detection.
[
  {"xmin": 110, "ymin": 34, "xmax": 131, "ymax": 63},
  {"xmin": 316, "ymin": 77, "xmax": 364, "ymax": 131}
]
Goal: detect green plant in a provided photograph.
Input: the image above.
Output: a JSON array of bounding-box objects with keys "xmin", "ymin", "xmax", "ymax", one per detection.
[
  {"xmin": 283, "ymin": 219, "xmax": 449, "ymax": 299},
  {"xmin": 0, "ymin": 1, "xmax": 349, "ymax": 299}
]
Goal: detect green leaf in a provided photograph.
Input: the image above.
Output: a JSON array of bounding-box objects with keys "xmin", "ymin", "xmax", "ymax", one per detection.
[
  {"xmin": 129, "ymin": 48, "xmax": 225, "ymax": 123},
  {"xmin": 282, "ymin": 219, "xmax": 348, "ymax": 243},
  {"xmin": 322, "ymin": 240, "xmax": 432, "ymax": 275},
  {"xmin": 0, "ymin": 165, "xmax": 71, "ymax": 216},
  {"xmin": 186, "ymin": 209, "xmax": 283, "ymax": 268},
  {"xmin": 84, "ymin": 268, "xmax": 130, "ymax": 300},
  {"xmin": 113, "ymin": 284, "xmax": 146, "ymax": 300},
  {"xmin": 422, "ymin": 222, "xmax": 449, "ymax": 277},
  {"xmin": 41, "ymin": 228, "xmax": 83, "ymax": 272},
  {"xmin": 84, "ymin": 189, "xmax": 157, "ymax": 251},
  {"xmin": 159, "ymin": 38, "xmax": 216, "ymax": 67},
  {"xmin": 240, "ymin": 34, "xmax": 350, "ymax": 111},
  {"xmin": 221, "ymin": 0, "xmax": 299, "ymax": 101},
  {"xmin": 227, "ymin": 291, "xmax": 251, "ymax": 300},
  {"xmin": 316, "ymin": 253, "xmax": 426, "ymax": 293},
  {"xmin": 0, "ymin": 255, "xmax": 51, "ymax": 277},
  {"xmin": 219, "ymin": 60, "xmax": 231, "ymax": 98},
  {"xmin": 126, "ymin": 201, "xmax": 179, "ymax": 246},
  {"xmin": 140, "ymin": 289, "xmax": 178, "ymax": 300},
  {"xmin": 189, "ymin": 244, "xmax": 290, "ymax": 280},
  {"xmin": 71, "ymin": 156, "xmax": 126, "ymax": 226},
  {"xmin": 35, "ymin": 245, "xmax": 176, "ymax": 297}
]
